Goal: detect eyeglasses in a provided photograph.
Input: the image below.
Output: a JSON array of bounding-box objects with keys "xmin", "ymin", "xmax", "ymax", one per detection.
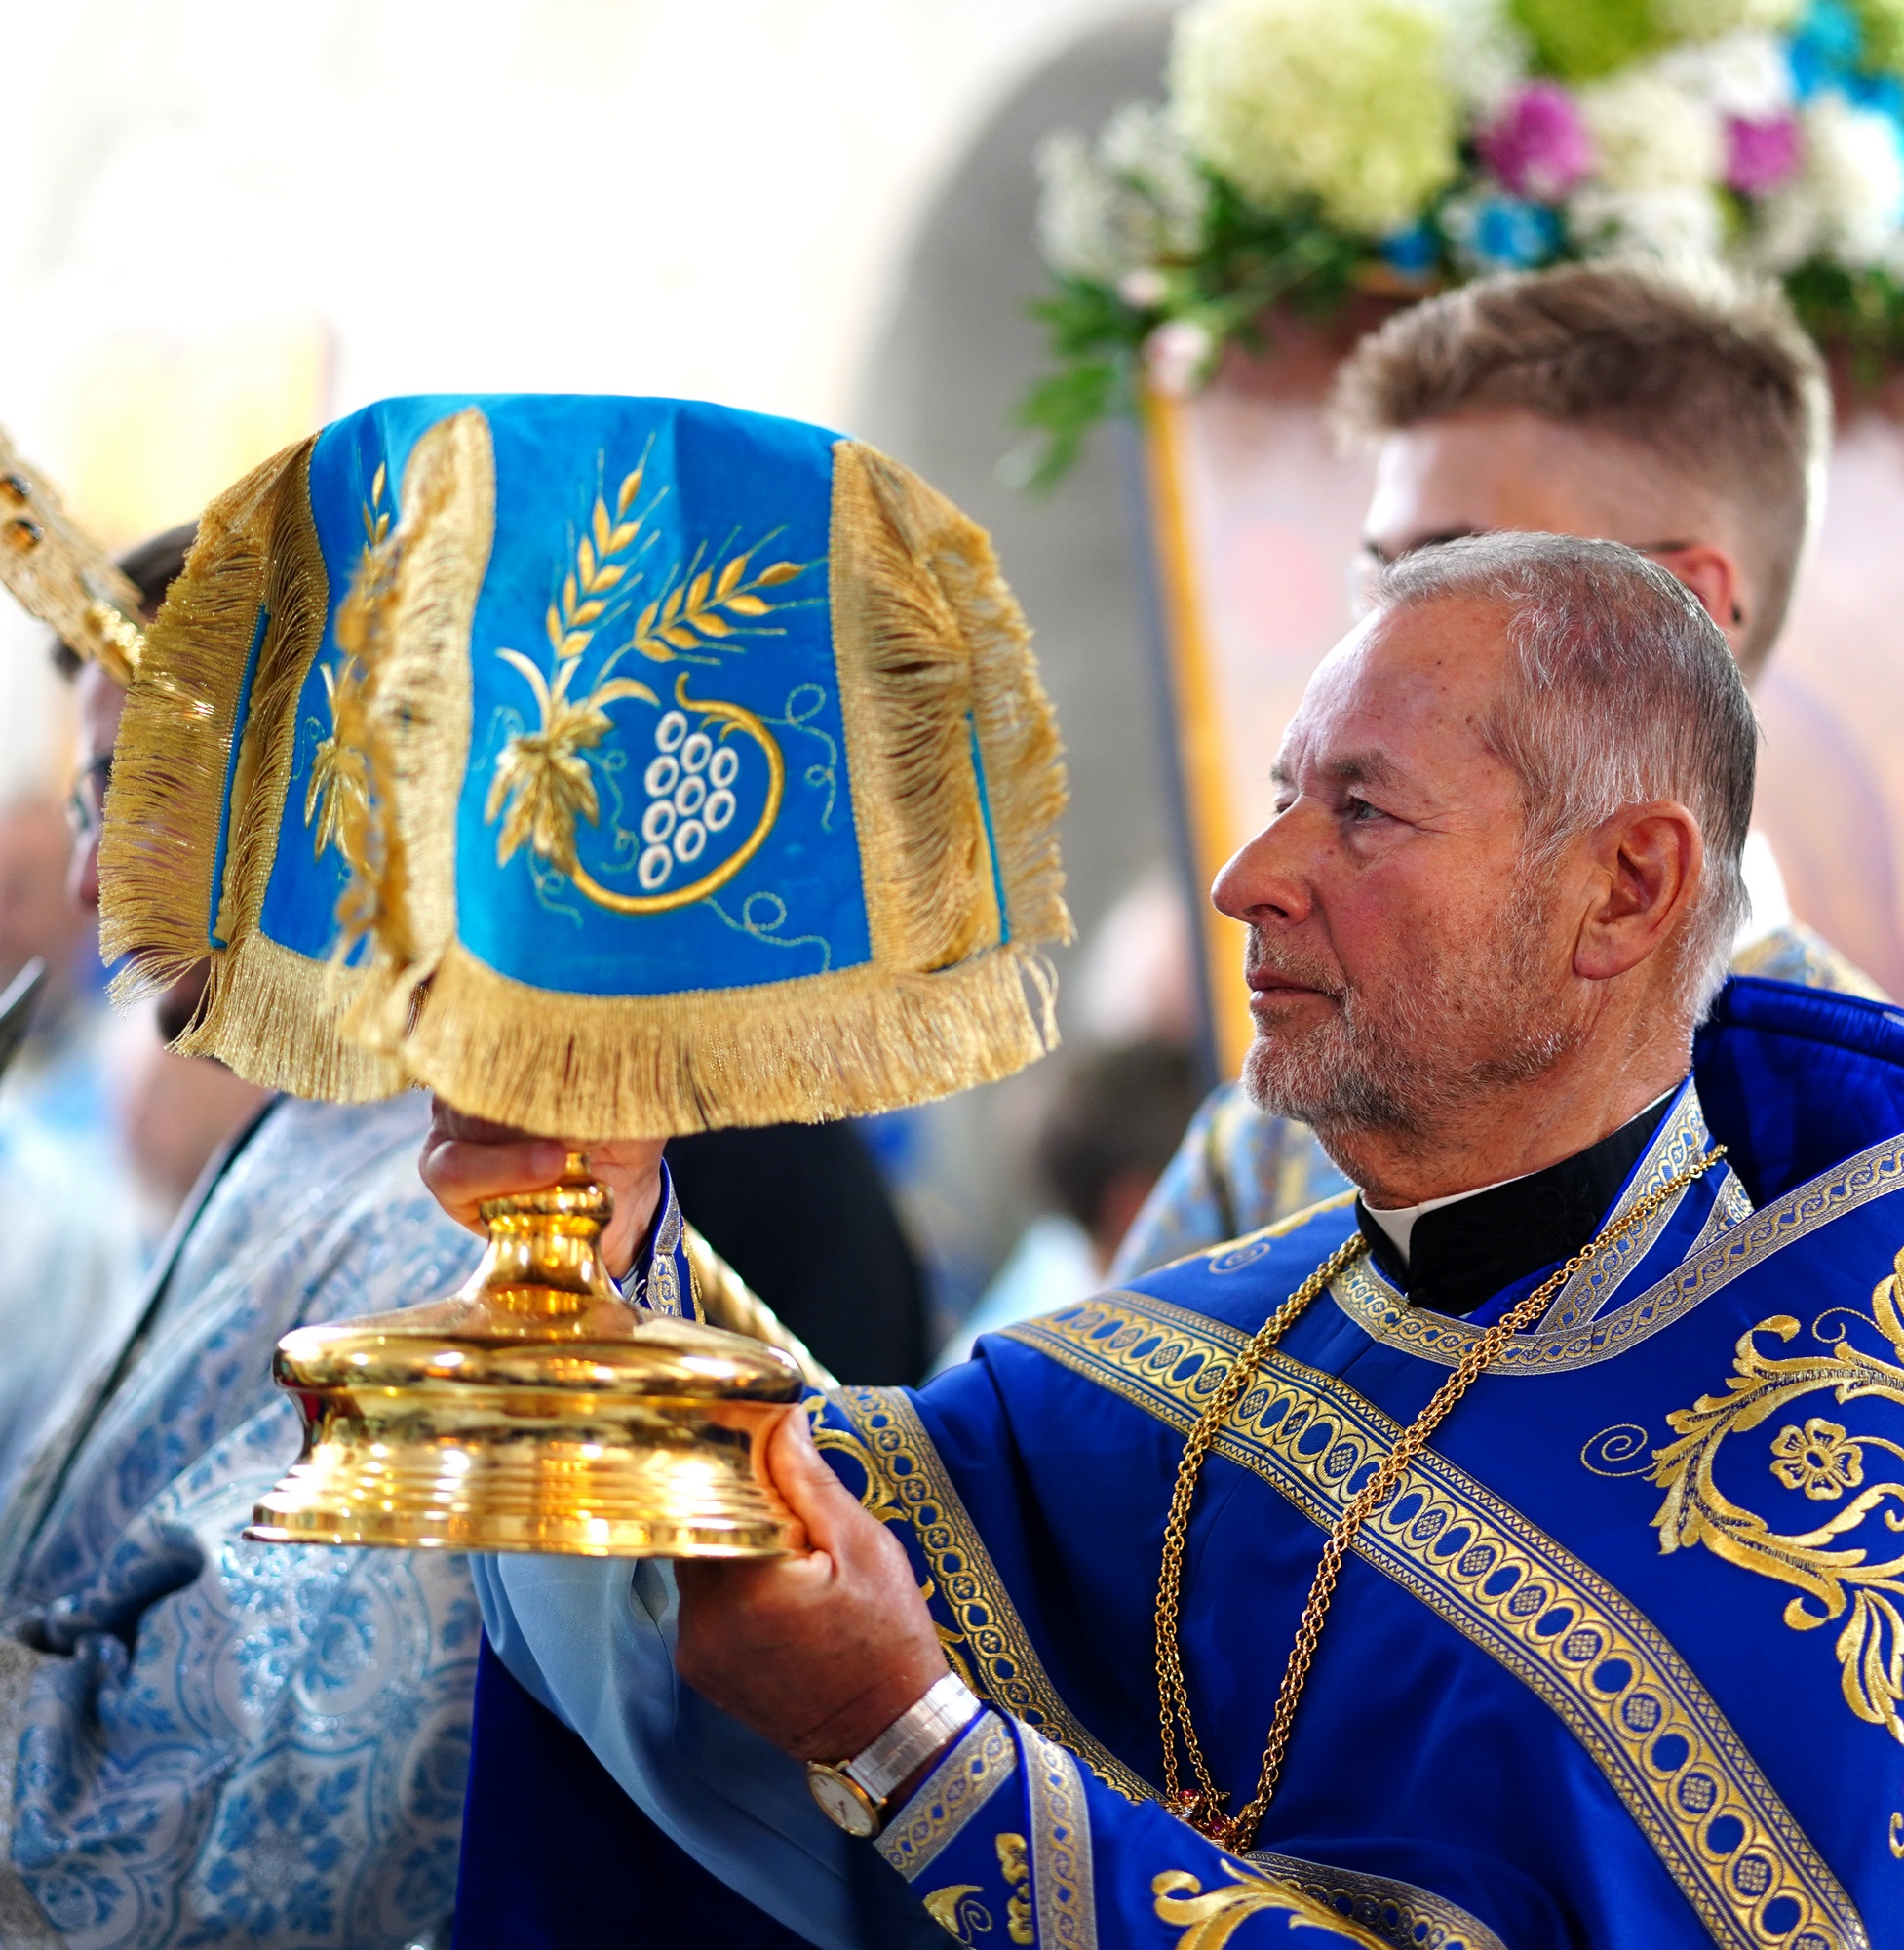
[{"xmin": 66, "ymin": 752, "xmax": 112, "ymax": 839}]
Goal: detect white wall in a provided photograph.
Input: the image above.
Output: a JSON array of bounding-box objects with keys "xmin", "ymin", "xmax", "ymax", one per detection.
[{"xmin": 0, "ymin": 0, "xmax": 1133, "ymax": 792}]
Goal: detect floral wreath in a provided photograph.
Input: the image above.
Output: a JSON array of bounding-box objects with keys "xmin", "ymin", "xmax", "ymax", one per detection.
[{"xmin": 1019, "ymin": 0, "xmax": 1904, "ymax": 484}]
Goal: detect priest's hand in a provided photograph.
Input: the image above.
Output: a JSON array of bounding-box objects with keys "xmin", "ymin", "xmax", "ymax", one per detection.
[
  {"xmin": 675, "ymin": 1407, "xmax": 952, "ymax": 1773},
  {"xmin": 417, "ymin": 1096, "xmax": 667, "ymax": 1278}
]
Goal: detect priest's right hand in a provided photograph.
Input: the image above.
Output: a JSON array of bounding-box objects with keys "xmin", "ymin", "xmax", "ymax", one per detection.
[
  {"xmin": 675, "ymin": 1407, "xmax": 954, "ymax": 1778},
  {"xmin": 416, "ymin": 1096, "xmax": 667, "ymax": 1278}
]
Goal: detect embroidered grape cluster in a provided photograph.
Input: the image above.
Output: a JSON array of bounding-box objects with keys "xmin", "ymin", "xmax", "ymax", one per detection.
[{"xmin": 638, "ymin": 708, "xmax": 739, "ymax": 891}]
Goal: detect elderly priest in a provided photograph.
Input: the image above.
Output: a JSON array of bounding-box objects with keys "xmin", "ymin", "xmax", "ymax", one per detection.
[{"xmin": 452, "ymin": 533, "xmax": 1899, "ymax": 1950}]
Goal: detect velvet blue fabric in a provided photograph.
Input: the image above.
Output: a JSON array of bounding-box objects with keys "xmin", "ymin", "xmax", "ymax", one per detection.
[
  {"xmin": 459, "ymin": 977, "xmax": 1904, "ymax": 1948},
  {"xmin": 248, "ymin": 395, "xmax": 875, "ymax": 996}
]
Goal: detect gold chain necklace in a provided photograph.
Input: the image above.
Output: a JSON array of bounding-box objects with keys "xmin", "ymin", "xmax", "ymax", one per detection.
[{"xmin": 1153, "ymin": 1143, "xmax": 1727, "ymax": 1854}]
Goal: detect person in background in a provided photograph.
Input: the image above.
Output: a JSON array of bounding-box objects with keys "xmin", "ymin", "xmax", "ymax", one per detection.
[
  {"xmin": 0, "ymin": 525, "xmax": 481, "ymax": 1950},
  {"xmin": 0, "ymin": 793, "xmax": 140, "ymax": 1508},
  {"xmin": 1115, "ymin": 257, "xmax": 1870, "ymax": 1281},
  {"xmin": 931, "ymin": 1040, "xmax": 1196, "ymax": 1372},
  {"xmin": 667, "ymin": 1121, "xmax": 928, "ymax": 1384}
]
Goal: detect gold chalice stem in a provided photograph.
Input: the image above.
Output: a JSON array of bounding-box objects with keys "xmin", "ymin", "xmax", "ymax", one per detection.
[{"xmin": 246, "ymin": 1148, "xmax": 804, "ymax": 1557}]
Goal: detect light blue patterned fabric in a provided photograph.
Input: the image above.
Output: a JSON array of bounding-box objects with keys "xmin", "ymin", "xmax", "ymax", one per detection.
[{"xmin": 0, "ymin": 1094, "xmax": 483, "ymax": 1950}]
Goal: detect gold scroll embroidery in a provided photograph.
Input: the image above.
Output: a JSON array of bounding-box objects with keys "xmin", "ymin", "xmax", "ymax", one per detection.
[
  {"xmin": 922, "ymin": 1886, "xmax": 992, "ymax": 1945},
  {"xmin": 1651, "ymin": 1240, "xmax": 1904, "ymax": 1745},
  {"xmin": 1004, "ymin": 1295, "xmax": 1865, "ymax": 1950},
  {"xmin": 1152, "ymin": 1865, "xmax": 1389, "ymax": 1949}
]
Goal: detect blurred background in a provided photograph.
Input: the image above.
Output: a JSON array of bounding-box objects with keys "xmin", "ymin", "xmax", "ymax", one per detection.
[
  {"xmin": 0, "ymin": 0, "xmax": 1201, "ymax": 1371},
  {"xmin": 7, "ymin": 0, "xmax": 1900, "ymax": 1389}
]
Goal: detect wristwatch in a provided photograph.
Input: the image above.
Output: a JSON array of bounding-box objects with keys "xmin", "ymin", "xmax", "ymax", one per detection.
[{"xmin": 805, "ymin": 1674, "xmax": 981, "ymax": 1838}]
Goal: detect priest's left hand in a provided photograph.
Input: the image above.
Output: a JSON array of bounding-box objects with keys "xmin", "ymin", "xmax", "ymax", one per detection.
[
  {"xmin": 417, "ymin": 1096, "xmax": 667, "ymax": 1278},
  {"xmin": 676, "ymin": 1407, "xmax": 952, "ymax": 1769}
]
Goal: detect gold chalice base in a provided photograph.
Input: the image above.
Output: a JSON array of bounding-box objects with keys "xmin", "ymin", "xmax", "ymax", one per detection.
[{"xmin": 246, "ymin": 1162, "xmax": 804, "ymax": 1558}]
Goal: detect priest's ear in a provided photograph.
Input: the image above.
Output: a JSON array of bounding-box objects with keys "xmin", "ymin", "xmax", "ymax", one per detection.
[{"xmin": 1572, "ymin": 800, "xmax": 1704, "ymax": 987}]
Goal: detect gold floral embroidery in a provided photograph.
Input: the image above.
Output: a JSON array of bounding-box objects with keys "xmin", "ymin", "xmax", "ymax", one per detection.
[
  {"xmin": 484, "ymin": 453, "xmax": 801, "ymax": 916},
  {"xmin": 1651, "ymin": 1242, "xmax": 1904, "ymax": 1745},
  {"xmin": 1151, "ymin": 1865, "xmax": 1389, "ymax": 1948},
  {"xmin": 631, "ymin": 540, "xmax": 805, "ymax": 664},
  {"xmin": 302, "ymin": 462, "xmax": 390, "ymax": 873},
  {"xmin": 305, "ymin": 654, "xmax": 372, "ymax": 867},
  {"xmin": 486, "ymin": 646, "xmax": 658, "ymax": 869},
  {"xmin": 998, "ymin": 1832, "xmax": 1033, "ymax": 1944},
  {"xmin": 1769, "ymin": 1420, "xmax": 1868, "ymax": 1501}
]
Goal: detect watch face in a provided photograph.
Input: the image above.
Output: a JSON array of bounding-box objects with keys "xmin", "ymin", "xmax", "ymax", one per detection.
[{"xmin": 806, "ymin": 1764, "xmax": 879, "ymax": 1838}]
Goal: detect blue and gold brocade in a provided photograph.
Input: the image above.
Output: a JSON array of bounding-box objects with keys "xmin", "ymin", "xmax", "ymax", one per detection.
[{"xmin": 467, "ymin": 976, "xmax": 1904, "ymax": 1948}]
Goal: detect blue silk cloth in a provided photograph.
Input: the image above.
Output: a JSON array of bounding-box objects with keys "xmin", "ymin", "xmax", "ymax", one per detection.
[{"xmin": 463, "ymin": 976, "xmax": 1904, "ymax": 1950}]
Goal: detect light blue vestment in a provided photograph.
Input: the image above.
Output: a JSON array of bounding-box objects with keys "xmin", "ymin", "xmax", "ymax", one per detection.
[{"xmin": 0, "ymin": 1096, "xmax": 481, "ymax": 1950}]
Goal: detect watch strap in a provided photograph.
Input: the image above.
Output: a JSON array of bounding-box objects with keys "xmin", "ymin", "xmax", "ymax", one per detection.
[{"xmin": 841, "ymin": 1673, "xmax": 981, "ymax": 1805}]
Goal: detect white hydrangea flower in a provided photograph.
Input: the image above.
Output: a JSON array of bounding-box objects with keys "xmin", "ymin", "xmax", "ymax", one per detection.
[
  {"xmin": 1435, "ymin": 0, "xmax": 1531, "ymax": 119},
  {"xmin": 1579, "ymin": 71, "xmax": 1725, "ymax": 192},
  {"xmin": 1569, "ymin": 185, "xmax": 1726, "ymax": 257},
  {"xmin": 1035, "ymin": 103, "xmax": 1208, "ymax": 281},
  {"xmin": 1751, "ymin": 91, "xmax": 1904, "ymax": 270},
  {"xmin": 1652, "ymin": 30, "xmax": 1795, "ymax": 120},
  {"xmin": 1651, "ymin": 0, "xmax": 1803, "ymax": 42},
  {"xmin": 1172, "ymin": 0, "xmax": 1460, "ymax": 235}
]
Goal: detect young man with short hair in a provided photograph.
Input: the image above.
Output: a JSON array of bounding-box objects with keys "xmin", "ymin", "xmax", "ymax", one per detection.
[{"xmin": 1115, "ymin": 257, "xmax": 1873, "ymax": 1279}]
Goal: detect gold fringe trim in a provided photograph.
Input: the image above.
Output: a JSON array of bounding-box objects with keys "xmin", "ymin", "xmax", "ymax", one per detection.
[
  {"xmin": 336, "ymin": 408, "xmax": 494, "ymax": 1054},
  {"xmin": 97, "ymin": 430, "xmax": 403, "ymax": 1098},
  {"xmin": 185, "ymin": 930, "xmax": 406, "ymax": 1100},
  {"xmin": 832, "ymin": 442, "xmax": 1069, "ymax": 968},
  {"xmin": 399, "ymin": 936, "xmax": 1059, "ymax": 1137},
  {"xmin": 371, "ymin": 432, "xmax": 1070, "ymax": 1138}
]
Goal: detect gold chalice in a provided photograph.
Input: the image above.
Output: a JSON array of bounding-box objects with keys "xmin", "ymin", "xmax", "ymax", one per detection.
[{"xmin": 246, "ymin": 1153, "xmax": 805, "ymax": 1557}]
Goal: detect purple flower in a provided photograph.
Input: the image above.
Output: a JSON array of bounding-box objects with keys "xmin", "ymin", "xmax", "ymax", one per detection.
[
  {"xmin": 1477, "ymin": 83, "xmax": 1594, "ymax": 201},
  {"xmin": 1726, "ymin": 115, "xmax": 1802, "ymax": 196}
]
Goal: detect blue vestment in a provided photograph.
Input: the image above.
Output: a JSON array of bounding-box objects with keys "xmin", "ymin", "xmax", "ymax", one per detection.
[{"xmin": 466, "ymin": 977, "xmax": 1904, "ymax": 1949}]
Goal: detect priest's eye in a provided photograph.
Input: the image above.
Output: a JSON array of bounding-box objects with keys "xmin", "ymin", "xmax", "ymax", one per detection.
[{"xmin": 1343, "ymin": 797, "xmax": 1384, "ymax": 823}]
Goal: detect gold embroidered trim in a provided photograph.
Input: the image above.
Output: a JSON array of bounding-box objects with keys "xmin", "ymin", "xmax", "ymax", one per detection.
[
  {"xmin": 827, "ymin": 1391, "xmax": 1515, "ymax": 1950},
  {"xmin": 1026, "ymin": 1727, "xmax": 1097, "ymax": 1950},
  {"xmin": 99, "ymin": 435, "xmax": 407, "ymax": 1100},
  {"xmin": 820, "ymin": 1387, "xmax": 1152, "ymax": 1805},
  {"xmin": 877, "ymin": 1708, "xmax": 1018, "ymax": 1881},
  {"xmin": 1329, "ymin": 1133, "xmax": 1904, "ymax": 1378},
  {"xmin": 1007, "ymin": 1296, "xmax": 1865, "ymax": 1950},
  {"xmin": 378, "ymin": 435, "xmax": 1070, "ymax": 1135}
]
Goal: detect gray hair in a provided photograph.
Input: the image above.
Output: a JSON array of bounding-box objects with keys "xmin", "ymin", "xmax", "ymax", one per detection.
[{"xmin": 1373, "ymin": 533, "xmax": 1755, "ymax": 1016}]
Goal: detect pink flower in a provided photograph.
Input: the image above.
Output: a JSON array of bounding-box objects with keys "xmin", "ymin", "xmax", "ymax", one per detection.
[
  {"xmin": 1726, "ymin": 115, "xmax": 1802, "ymax": 197},
  {"xmin": 1476, "ymin": 83, "xmax": 1594, "ymax": 202},
  {"xmin": 1146, "ymin": 320, "xmax": 1215, "ymax": 398}
]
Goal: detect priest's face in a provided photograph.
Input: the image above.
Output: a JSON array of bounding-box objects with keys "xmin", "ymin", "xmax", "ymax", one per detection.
[{"xmin": 1215, "ymin": 596, "xmax": 1588, "ymax": 1153}]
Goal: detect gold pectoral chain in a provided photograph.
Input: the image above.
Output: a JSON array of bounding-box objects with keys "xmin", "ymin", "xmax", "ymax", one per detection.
[{"xmin": 1154, "ymin": 1144, "xmax": 1728, "ymax": 1854}]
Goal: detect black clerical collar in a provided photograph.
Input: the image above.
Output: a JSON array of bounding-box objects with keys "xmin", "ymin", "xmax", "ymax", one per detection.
[{"xmin": 1354, "ymin": 1091, "xmax": 1678, "ymax": 1318}]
